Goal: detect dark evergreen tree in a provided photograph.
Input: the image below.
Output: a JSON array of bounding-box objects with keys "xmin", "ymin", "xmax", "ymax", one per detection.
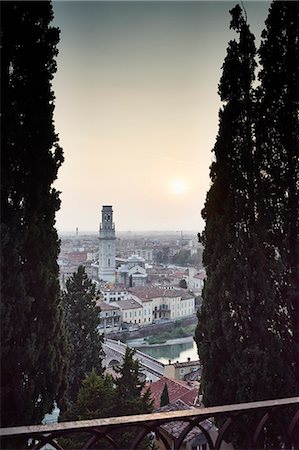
[
  {"xmin": 1, "ymin": 0, "xmax": 67, "ymax": 430},
  {"xmin": 160, "ymin": 382, "xmax": 170, "ymax": 407},
  {"xmin": 256, "ymin": 1, "xmax": 299, "ymax": 390},
  {"xmin": 195, "ymin": 4, "xmax": 296, "ymax": 417},
  {"xmin": 179, "ymin": 279, "xmax": 188, "ymax": 289},
  {"xmin": 61, "ymin": 266, "xmax": 104, "ymax": 412},
  {"xmin": 59, "ymin": 369, "xmax": 116, "ymax": 450},
  {"xmin": 74, "ymin": 369, "xmax": 115, "ymax": 420},
  {"xmin": 113, "ymin": 347, "xmax": 153, "ymax": 449},
  {"xmin": 114, "ymin": 347, "xmax": 153, "ymax": 416}
]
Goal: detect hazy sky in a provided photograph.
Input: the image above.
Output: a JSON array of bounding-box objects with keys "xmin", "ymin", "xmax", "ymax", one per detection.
[{"xmin": 52, "ymin": 1, "xmax": 270, "ymax": 233}]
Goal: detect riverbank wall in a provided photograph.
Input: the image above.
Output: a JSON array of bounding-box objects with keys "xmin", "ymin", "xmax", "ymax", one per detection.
[{"xmin": 107, "ymin": 315, "xmax": 198, "ymax": 342}]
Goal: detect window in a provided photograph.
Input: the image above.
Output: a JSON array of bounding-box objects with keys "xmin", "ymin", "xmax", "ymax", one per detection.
[{"xmin": 192, "ymin": 444, "xmax": 208, "ymax": 450}]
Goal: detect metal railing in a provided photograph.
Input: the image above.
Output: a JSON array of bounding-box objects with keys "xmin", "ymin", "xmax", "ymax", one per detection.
[{"xmin": 1, "ymin": 397, "xmax": 298, "ymax": 450}]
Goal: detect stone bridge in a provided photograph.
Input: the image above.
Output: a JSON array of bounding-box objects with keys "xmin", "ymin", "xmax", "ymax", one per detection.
[{"xmin": 103, "ymin": 338, "xmax": 164, "ymax": 382}]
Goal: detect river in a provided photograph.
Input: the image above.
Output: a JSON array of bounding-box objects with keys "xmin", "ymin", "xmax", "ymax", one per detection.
[{"xmin": 127, "ymin": 336, "xmax": 199, "ymax": 364}]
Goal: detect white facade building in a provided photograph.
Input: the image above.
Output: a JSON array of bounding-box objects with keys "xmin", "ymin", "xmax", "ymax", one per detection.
[
  {"xmin": 128, "ymin": 286, "xmax": 195, "ymax": 324},
  {"xmin": 116, "ymin": 254, "xmax": 147, "ymax": 287}
]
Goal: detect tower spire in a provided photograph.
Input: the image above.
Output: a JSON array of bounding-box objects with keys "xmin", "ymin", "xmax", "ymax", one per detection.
[{"xmin": 98, "ymin": 205, "xmax": 116, "ymax": 283}]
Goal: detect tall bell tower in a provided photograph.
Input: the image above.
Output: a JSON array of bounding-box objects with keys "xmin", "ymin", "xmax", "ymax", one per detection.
[{"xmin": 98, "ymin": 205, "xmax": 116, "ymax": 283}]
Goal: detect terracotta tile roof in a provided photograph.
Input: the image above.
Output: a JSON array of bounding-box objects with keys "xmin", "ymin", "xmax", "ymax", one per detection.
[
  {"xmin": 114, "ymin": 299, "xmax": 142, "ymax": 310},
  {"xmin": 145, "ymin": 376, "xmax": 198, "ymax": 410},
  {"xmin": 172, "ymin": 359, "xmax": 200, "ymax": 368},
  {"xmin": 128, "ymin": 286, "xmax": 194, "ymax": 301},
  {"xmin": 193, "ymin": 270, "xmax": 206, "ymax": 280},
  {"xmin": 96, "ymin": 301, "xmax": 120, "ymax": 311},
  {"xmin": 171, "ymin": 271, "xmax": 188, "ymax": 278}
]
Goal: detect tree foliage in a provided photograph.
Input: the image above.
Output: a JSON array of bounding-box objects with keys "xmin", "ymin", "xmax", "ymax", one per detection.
[
  {"xmin": 195, "ymin": 3, "xmax": 297, "ymax": 418},
  {"xmin": 114, "ymin": 347, "xmax": 153, "ymax": 416},
  {"xmin": 1, "ymin": 1, "xmax": 67, "ymax": 429},
  {"xmin": 256, "ymin": 0, "xmax": 299, "ymax": 387},
  {"xmin": 160, "ymin": 383, "xmax": 170, "ymax": 407},
  {"xmin": 74, "ymin": 369, "xmax": 115, "ymax": 420},
  {"xmin": 113, "ymin": 347, "xmax": 153, "ymax": 449},
  {"xmin": 179, "ymin": 278, "xmax": 188, "ymax": 289},
  {"xmin": 61, "ymin": 348, "xmax": 154, "ymax": 449},
  {"xmin": 61, "ymin": 266, "xmax": 104, "ymax": 411}
]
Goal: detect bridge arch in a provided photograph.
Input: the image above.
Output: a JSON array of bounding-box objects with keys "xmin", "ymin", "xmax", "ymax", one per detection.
[{"xmin": 107, "ymin": 358, "xmax": 119, "ymax": 368}]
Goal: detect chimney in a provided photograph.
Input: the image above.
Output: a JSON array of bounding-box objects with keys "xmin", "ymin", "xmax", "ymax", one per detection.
[{"xmin": 187, "ymin": 357, "xmax": 191, "ymax": 362}]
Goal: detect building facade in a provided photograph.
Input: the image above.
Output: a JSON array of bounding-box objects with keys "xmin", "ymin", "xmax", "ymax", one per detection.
[{"xmin": 98, "ymin": 205, "xmax": 116, "ymax": 283}]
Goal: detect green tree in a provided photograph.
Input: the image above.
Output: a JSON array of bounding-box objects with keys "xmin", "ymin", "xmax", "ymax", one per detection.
[
  {"xmin": 74, "ymin": 369, "xmax": 115, "ymax": 420},
  {"xmin": 179, "ymin": 279, "xmax": 187, "ymax": 289},
  {"xmin": 113, "ymin": 347, "xmax": 153, "ymax": 448},
  {"xmin": 59, "ymin": 369, "xmax": 115, "ymax": 450},
  {"xmin": 1, "ymin": 0, "xmax": 67, "ymax": 432},
  {"xmin": 256, "ymin": 1, "xmax": 299, "ymax": 390},
  {"xmin": 114, "ymin": 347, "xmax": 153, "ymax": 416},
  {"xmin": 195, "ymin": 5, "xmax": 295, "ymax": 418},
  {"xmin": 160, "ymin": 383, "xmax": 170, "ymax": 407},
  {"xmin": 61, "ymin": 266, "xmax": 104, "ymax": 412}
]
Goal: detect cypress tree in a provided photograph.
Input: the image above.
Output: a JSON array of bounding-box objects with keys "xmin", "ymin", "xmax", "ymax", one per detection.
[
  {"xmin": 113, "ymin": 347, "xmax": 153, "ymax": 449},
  {"xmin": 114, "ymin": 347, "xmax": 153, "ymax": 416},
  {"xmin": 74, "ymin": 369, "xmax": 115, "ymax": 420},
  {"xmin": 1, "ymin": 1, "xmax": 67, "ymax": 429},
  {"xmin": 160, "ymin": 382, "xmax": 170, "ymax": 407},
  {"xmin": 195, "ymin": 4, "xmax": 296, "ymax": 414},
  {"xmin": 256, "ymin": 1, "xmax": 299, "ymax": 390},
  {"xmin": 61, "ymin": 266, "xmax": 104, "ymax": 412}
]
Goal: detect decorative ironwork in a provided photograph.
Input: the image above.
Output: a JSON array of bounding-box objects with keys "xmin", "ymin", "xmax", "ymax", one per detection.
[{"xmin": 1, "ymin": 397, "xmax": 298, "ymax": 449}]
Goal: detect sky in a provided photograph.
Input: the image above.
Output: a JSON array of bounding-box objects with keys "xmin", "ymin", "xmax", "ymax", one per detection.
[{"xmin": 52, "ymin": 0, "xmax": 271, "ymax": 233}]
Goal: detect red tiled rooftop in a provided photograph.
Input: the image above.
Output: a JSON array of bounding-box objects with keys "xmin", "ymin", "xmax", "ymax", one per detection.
[
  {"xmin": 144, "ymin": 376, "xmax": 198, "ymax": 410},
  {"xmin": 96, "ymin": 301, "xmax": 120, "ymax": 311},
  {"xmin": 128, "ymin": 286, "xmax": 194, "ymax": 301}
]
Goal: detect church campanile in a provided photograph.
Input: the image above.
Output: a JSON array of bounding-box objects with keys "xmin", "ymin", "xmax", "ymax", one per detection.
[{"xmin": 98, "ymin": 205, "xmax": 116, "ymax": 283}]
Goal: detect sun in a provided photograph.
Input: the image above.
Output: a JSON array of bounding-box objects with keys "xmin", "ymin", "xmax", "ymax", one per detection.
[{"xmin": 169, "ymin": 179, "xmax": 188, "ymax": 195}]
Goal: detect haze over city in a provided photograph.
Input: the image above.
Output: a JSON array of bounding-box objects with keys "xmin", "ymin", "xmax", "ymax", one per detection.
[{"xmin": 52, "ymin": 1, "xmax": 270, "ymax": 233}]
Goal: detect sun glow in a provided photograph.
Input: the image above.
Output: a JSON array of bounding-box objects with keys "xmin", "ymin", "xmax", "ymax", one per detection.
[{"xmin": 169, "ymin": 179, "xmax": 189, "ymax": 195}]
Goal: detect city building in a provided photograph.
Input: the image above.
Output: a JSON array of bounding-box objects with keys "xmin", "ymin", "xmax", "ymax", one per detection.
[
  {"xmin": 97, "ymin": 301, "xmax": 121, "ymax": 333},
  {"xmin": 114, "ymin": 298, "xmax": 143, "ymax": 326},
  {"xmin": 96, "ymin": 205, "xmax": 116, "ymax": 283},
  {"xmin": 116, "ymin": 254, "xmax": 147, "ymax": 287},
  {"xmin": 101, "ymin": 288, "xmax": 128, "ymax": 303},
  {"xmin": 128, "ymin": 286, "xmax": 195, "ymax": 324},
  {"xmin": 186, "ymin": 268, "xmax": 206, "ymax": 295},
  {"xmin": 164, "ymin": 358, "xmax": 201, "ymax": 381}
]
